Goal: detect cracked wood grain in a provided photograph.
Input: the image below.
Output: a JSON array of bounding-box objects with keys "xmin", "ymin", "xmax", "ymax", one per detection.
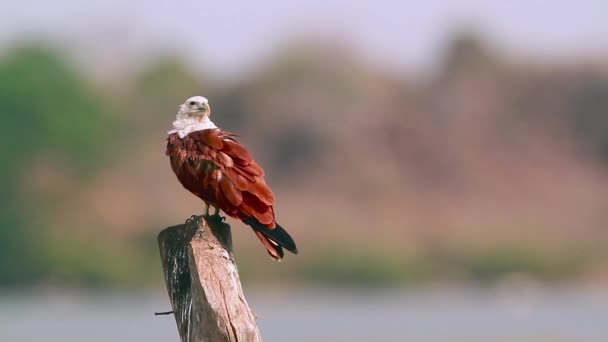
[{"xmin": 158, "ymin": 215, "xmax": 262, "ymax": 342}]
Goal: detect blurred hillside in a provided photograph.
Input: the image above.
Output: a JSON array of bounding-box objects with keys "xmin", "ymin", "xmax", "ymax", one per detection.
[{"xmin": 2, "ymin": 33, "xmax": 608, "ymax": 289}]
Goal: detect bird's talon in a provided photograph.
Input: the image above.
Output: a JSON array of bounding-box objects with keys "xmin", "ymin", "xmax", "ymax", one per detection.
[{"xmin": 186, "ymin": 215, "xmax": 203, "ymax": 226}]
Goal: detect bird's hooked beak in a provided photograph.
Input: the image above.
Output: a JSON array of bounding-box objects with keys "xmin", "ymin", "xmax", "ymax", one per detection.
[{"xmin": 199, "ymin": 103, "xmax": 208, "ymax": 111}]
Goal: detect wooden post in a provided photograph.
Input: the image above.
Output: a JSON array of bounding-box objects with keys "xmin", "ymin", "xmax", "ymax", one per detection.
[{"xmin": 158, "ymin": 215, "xmax": 262, "ymax": 342}]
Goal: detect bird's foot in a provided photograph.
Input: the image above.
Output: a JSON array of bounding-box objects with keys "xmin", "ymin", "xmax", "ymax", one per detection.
[
  {"xmin": 203, "ymin": 207, "xmax": 224, "ymax": 221},
  {"xmin": 185, "ymin": 214, "xmax": 203, "ymax": 226},
  {"xmin": 203, "ymin": 213, "xmax": 225, "ymax": 221},
  {"xmin": 203, "ymin": 212, "xmax": 227, "ymax": 228}
]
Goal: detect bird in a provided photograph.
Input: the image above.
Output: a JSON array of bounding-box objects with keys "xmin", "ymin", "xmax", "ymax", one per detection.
[{"xmin": 166, "ymin": 96, "xmax": 298, "ymax": 260}]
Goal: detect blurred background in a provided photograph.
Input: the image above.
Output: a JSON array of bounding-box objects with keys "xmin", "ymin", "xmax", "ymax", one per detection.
[{"xmin": 2, "ymin": 1, "xmax": 608, "ymax": 341}]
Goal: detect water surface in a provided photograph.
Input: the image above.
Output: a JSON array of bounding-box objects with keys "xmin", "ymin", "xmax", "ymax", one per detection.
[{"xmin": 1, "ymin": 287, "xmax": 606, "ymax": 341}]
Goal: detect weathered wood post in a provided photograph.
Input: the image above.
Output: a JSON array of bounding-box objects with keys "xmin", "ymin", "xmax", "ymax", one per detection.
[{"xmin": 158, "ymin": 215, "xmax": 262, "ymax": 342}]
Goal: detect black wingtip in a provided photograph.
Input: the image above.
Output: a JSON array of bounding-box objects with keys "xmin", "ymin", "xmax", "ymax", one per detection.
[{"xmin": 243, "ymin": 217, "xmax": 298, "ymax": 255}]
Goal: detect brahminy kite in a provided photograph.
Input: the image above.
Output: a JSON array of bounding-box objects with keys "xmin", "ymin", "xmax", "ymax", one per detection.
[{"xmin": 166, "ymin": 96, "xmax": 298, "ymax": 260}]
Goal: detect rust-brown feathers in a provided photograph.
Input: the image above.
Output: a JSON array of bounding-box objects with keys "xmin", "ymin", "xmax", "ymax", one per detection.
[
  {"xmin": 166, "ymin": 129, "xmax": 277, "ymax": 226},
  {"xmin": 166, "ymin": 128, "xmax": 297, "ymax": 259}
]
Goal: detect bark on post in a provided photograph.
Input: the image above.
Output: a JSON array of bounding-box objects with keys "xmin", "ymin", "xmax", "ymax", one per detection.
[{"xmin": 158, "ymin": 215, "xmax": 262, "ymax": 342}]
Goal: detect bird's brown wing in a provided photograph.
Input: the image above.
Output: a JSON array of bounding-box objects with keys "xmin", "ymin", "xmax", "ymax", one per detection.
[
  {"xmin": 167, "ymin": 129, "xmax": 298, "ymax": 259},
  {"xmin": 167, "ymin": 129, "xmax": 277, "ymax": 227}
]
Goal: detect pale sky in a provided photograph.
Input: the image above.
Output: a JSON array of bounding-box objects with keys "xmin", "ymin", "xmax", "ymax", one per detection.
[{"xmin": 2, "ymin": 0, "xmax": 607, "ymax": 78}]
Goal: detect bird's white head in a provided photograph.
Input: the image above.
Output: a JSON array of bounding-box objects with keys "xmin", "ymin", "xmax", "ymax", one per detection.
[
  {"xmin": 177, "ymin": 96, "xmax": 211, "ymax": 120},
  {"xmin": 170, "ymin": 96, "xmax": 217, "ymax": 138}
]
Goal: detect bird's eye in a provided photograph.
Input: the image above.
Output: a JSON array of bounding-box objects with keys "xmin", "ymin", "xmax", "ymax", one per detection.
[{"xmin": 189, "ymin": 101, "xmax": 196, "ymax": 106}]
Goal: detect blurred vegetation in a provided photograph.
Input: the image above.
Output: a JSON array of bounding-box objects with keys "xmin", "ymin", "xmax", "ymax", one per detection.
[
  {"xmin": 275, "ymin": 241, "xmax": 592, "ymax": 287},
  {"xmin": 0, "ymin": 44, "xmax": 112, "ymax": 286},
  {"xmin": 2, "ymin": 33, "xmax": 608, "ymax": 289}
]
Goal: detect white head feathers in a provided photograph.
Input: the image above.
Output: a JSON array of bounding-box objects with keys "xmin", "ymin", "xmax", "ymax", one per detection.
[
  {"xmin": 178, "ymin": 96, "xmax": 210, "ymax": 117},
  {"xmin": 169, "ymin": 96, "xmax": 217, "ymax": 138}
]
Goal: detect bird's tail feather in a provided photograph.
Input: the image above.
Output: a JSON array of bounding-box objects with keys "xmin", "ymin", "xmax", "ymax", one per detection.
[
  {"xmin": 243, "ymin": 217, "xmax": 298, "ymax": 260},
  {"xmin": 253, "ymin": 231, "xmax": 284, "ymax": 261}
]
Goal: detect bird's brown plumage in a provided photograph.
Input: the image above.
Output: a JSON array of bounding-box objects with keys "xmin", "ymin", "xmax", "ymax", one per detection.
[{"xmin": 166, "ymin": 129, "xmax": 297, "ymax": 259}]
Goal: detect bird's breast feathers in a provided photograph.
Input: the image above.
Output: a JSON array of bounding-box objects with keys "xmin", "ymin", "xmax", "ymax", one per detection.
[{"xmin": 168, "ymin": 117, "xmax": 218, "ymax": 138}]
